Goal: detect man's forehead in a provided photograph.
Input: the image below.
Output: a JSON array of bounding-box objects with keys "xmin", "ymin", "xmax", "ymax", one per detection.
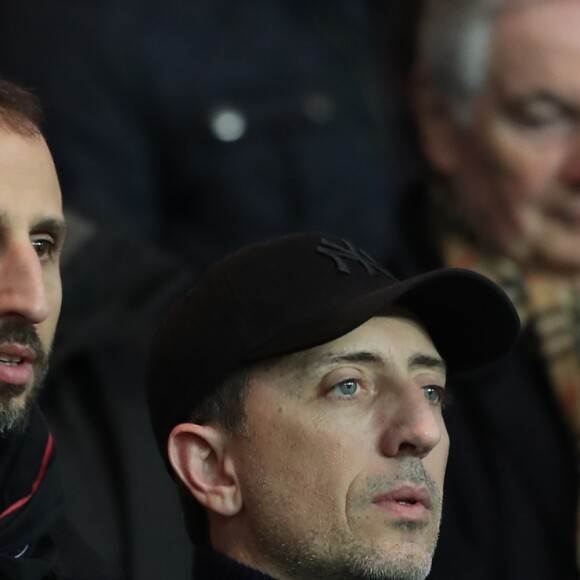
[
  {"xmin": 491, "ymin": 0, "xmax": 580, "ymax": 77},
  {"xmin": 0, "ymin": 131, "xmax": 63, "ymax": 220},
  {"xmin": 497, "ymin": 0, "xmax": 580, "ymax": 38},
  {"xmin": 256, "ymin": 311, "xmax": 436, "ymax": 378}
]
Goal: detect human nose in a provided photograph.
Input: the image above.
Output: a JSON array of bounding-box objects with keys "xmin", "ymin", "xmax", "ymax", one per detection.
[
  {"xmin": 0, "ymin": 240, "xmax": 49, "ymax": 323},
  {"xmin": 378, "ymin": 387, "xmax": 443, "ymax": 459}
]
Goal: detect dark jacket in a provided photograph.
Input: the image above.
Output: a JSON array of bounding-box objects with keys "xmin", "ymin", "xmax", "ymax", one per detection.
[
  {"xmin": 392, "ymin": 186, "xmax": 579, "ymax": 580},
  {"xmin": 0, "ymin": 406, "xmax": 121, "ymax": 580}
]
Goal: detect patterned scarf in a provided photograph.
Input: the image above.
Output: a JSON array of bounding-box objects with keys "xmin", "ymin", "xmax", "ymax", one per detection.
[{"xmin": 431, "ymin": 189, "xmax": 580, "ymax": 567}]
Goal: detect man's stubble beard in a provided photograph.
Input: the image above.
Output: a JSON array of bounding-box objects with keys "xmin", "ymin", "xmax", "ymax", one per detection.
[
  {"xmin": 0, "ymin": 320, "xmax": 49, "ymax": 436},
  {"xmin": 245, "ymin": 458, "xmax": 442, "ymax": 580}
]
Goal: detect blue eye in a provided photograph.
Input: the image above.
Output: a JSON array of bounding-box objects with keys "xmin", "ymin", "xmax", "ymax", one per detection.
[
  {"xmin": 422, "ymin": 385, "xmax": 445, "ymax": 406},
  {"xmin": 330, "ymin": 379, "xmax": 361, "ymax": 398}
]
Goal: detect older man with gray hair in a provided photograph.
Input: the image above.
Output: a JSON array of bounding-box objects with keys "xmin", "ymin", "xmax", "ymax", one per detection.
[{"xmin": 393, "ymin": 0, "xmax": 580, "ymax": 578}]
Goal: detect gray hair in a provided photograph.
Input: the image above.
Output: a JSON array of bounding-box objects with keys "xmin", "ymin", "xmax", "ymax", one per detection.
[{"xmin": 418, "ymin": 0, "xmax": 541, "ymax": 123}]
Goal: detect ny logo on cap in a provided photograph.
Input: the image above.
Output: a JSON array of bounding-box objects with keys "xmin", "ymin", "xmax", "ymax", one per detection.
[{"xmin": 317, "ymin": 238, "xmax": 392, "ymax": 277}]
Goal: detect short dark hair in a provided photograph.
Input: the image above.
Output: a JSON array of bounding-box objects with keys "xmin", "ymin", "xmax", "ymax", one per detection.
[
  {"xmin": 189, "ymin": 364, "xmax": 253, "ymax": 436},
  {"xmin": 179, "ymin": 364, "xmax": 254, "ymax": 544},
  {"xmin": 0, "ymin": 79, "xmax": 43, "ymax": 136}
]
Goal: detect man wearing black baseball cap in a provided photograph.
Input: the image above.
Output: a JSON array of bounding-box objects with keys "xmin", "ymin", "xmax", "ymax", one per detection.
[{"xmin": 147, "ymin": 232, "xmax": 520, "ymax": 580}]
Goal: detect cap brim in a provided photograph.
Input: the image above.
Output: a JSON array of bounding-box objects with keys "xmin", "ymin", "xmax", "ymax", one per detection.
[{"xmin": 247, "ymin": 268, "xmax": 520, "ymax": 374}]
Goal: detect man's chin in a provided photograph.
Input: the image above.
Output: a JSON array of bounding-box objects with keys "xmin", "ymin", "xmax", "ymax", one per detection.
[
  {"xmin": 377, "ymin": 548, "xmax": 432, "ymax": 580},
  {"xmin": 332, "ymin": 543, "xmax": 433, "ymax": 580},
  {"xmin": 387, "ymin": 540, "xmax": 434, "ymax": 564},
  {"xmin": 0, "ymin": 383, "xmax": 36, "ymax": 436},
  {"xmin": 355, "ymin": 526, "xmax": 438, "ymax": 579},
  {"xmin": 317, "ymin": 527, "xmax": 435, "ymax": 580}
]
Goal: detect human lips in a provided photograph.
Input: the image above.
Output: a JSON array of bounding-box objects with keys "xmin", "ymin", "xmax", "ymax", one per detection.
[
  {"xmin": 0, "ymin": 343, "xmax": 36, "ymax": 388},
  {"xmin": 373, "ymin": 485, "xmax": 432, "ymax": 521}
]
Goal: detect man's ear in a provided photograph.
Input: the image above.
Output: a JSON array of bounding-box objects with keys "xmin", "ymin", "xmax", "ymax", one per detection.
[
  {"xmin": 168, "ymin": 423, "xmax": 242, "ymax": 517},
  {"xmin": 410, "ymin": 66, "xmax": 464, "ymax": 174}
]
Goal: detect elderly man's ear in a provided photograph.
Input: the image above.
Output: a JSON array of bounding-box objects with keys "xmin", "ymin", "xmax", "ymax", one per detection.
[
  {"xmin": 168, "ymin": 423, "xmax": 243, "ymax": 517},
  {"xmin": 410, "ymin": 67, "xmax": 463, "ymax": 175}
]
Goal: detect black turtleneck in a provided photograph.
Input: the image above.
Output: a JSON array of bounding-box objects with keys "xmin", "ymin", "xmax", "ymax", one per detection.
[{"xmin": 193, "ymin": 547, "xmax": 276, "ymax": 580}]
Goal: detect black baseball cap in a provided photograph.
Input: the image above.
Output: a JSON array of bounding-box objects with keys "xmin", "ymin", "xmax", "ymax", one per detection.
[{"xmin": 147, "ymin": 232, "xmax": 520, "ymax": 458}]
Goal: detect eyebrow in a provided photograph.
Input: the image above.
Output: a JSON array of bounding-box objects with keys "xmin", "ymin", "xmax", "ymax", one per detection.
[
  {"xmin": 408, "ymin": 353, "xmax": 447, "ymax": 374},
  {"xmin": 30, "ymin": 217, "xmax": 68, "ymax": 239},
  {"xmin": 0, "ymin": 213, "xmax": 68, "ymax": 238},
  {"xmin": 315, "ymin": 350, "xmax": 446, "ymax": 374},
  {"xmin": 509, "ymin": 90, "xmax": 578, "ymax": 116},
  {"xmin": 519, "ymin": 90, "xmax": 562, "ymax": 104}
]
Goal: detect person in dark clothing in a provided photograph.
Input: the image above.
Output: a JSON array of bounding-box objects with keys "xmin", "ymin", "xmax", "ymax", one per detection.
[
  {"xmin": 0, "ymin": 80, "xmax": 119, "ymax": 579},
  {"xmin": 146, "ymin": 232, "xmax": 520, "ymax": 579},
  {"xmin": 0, "ymin": 3, "xmax": 420, "ymax": 576},
  {"xmin": 0, "ymin": 0, "xmax": 424, "ymax": 580},
  {"xmin": 0, "ymin": 407, "xmax": 119, "ymax": 580},
  {"xmin": 404, "ymin": 0, "xmax": 580, "ymax": 578}
]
